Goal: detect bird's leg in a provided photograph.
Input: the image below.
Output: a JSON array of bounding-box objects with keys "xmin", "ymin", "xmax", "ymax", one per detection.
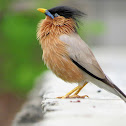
[
  {"xmin": 69, "ymin": 82, "xmax": 89, "ymax": 98},
  {"xmin": 57, "ymin": 82, "xmax": 89, "ymax": 99},
  {"xmin": 74, "ymin": 82, "xmax": 88, "ymax": 95},
  {"xmin": 56, "ymin": 85, "xmax": 81, "ymax": 99}
]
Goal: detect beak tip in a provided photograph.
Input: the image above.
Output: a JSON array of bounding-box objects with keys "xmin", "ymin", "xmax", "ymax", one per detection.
[
  {"xmin": 37, "ymin": 8, "xmax": 47, "ymax": 13},
  {"xmin": 37, "ymin": 8, "xmax": 41, "ymax": 12}
]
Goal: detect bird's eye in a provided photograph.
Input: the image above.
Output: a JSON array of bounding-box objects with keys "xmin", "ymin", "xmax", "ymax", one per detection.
[{"xmin": 54, "ymin": 13, "xmax": 60, "ymax": 17}]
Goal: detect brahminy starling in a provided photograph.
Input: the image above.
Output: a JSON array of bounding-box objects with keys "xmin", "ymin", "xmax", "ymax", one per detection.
[{"xmin": 37, "ymin": 6, "xmax": 126, "ymax": 102}]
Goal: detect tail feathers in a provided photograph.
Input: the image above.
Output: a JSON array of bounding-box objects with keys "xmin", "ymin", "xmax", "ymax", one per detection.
[
  {"xmin": 112, "ymin": 84, "xmax": 126, "ymax": 103},
  {"xmin": 103, "ymin": 76, "xmax": 126, "ymax": 103}
]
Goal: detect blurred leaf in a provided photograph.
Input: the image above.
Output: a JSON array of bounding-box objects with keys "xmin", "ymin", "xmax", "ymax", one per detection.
[{"xmin": 0, "ymin": 0, "xmax": 60, "ymax": 95}]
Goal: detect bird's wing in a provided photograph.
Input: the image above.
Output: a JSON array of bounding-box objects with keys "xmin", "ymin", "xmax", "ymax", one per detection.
[
  {"xmin": 59, "ymin": 33, "xmax": 105, "ymax": 79},
  {"xmin": 59, "ymin": 33, "xmax": 126, "ymax": 102}
]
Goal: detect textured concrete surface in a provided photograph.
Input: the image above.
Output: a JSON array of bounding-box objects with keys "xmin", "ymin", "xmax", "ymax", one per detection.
[{"xmin": 12, "ymin": 47, "xmax": 126, "ymax": 126}]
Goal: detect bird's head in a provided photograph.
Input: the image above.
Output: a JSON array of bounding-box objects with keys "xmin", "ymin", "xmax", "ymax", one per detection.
[
  {"xmin": 37, "ymin": 6, "xmax": 85, "ymax": 41},
  {"xmin": 37, "ymin": 6, "xmax": 85, "ymax": 28}
]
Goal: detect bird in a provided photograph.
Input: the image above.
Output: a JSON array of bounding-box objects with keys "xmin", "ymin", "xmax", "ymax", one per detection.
[{"xmin": 37, "ymin": 6, "xmax": 126, "ymax": 102}]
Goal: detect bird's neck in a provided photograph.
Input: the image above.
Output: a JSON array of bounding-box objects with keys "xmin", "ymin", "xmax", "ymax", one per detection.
[{"xmin": 37, "ymin": 16, "xmax": 76, "ymax": 48}]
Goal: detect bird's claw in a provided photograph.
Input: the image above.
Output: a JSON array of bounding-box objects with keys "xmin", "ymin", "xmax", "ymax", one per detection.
[
  {"xmin": 69, "ymin": 95, "xmax": 89, "ymax": 98},
  {"xmin": 56, "ymin": 95, "xmax": 89, "ymax": 99}
]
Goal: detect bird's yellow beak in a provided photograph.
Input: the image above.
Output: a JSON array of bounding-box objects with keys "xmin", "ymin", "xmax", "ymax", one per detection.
[
  {"xmin": 37, "ymin": 8, "xmax": 47, "ymax": 13},
  {"xmin": 37, "ymin": 8, "xmax": 54, "ymax": 19}
]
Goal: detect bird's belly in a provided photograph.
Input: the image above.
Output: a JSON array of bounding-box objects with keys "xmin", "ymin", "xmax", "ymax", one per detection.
[{"xmin": 43, "ymin": 52, "xmax": 85, "ymax": 83}]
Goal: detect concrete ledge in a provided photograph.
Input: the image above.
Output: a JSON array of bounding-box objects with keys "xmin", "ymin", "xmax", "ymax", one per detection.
[{"xmin": 12, "ymin": 47, "xmax": 126, "ymax": 126}]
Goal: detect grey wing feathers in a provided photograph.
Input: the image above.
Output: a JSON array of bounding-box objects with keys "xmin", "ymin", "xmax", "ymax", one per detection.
[
  {"xmin": 59, "ymin": 33, "xmax": 105, "ymax": 79},
  {"xmin": 59, "ymin": 33, "xmax": 126, "ymax": 102}
]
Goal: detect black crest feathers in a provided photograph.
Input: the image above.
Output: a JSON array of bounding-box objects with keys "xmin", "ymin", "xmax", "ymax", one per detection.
[{"xmin": 48, "ymin": 6, "xmax": 85, "ymax": 21}]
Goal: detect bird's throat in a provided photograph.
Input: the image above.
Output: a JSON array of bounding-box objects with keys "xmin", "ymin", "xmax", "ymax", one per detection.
[{"xmin": 37, "ymin": 16, "xmax": 76, "ymax": 42}]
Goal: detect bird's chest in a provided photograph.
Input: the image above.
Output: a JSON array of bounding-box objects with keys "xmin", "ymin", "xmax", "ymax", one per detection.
[
  {"xmin": 42, "ymin": 43, "xmax": 68, "ymax": 75},
  {"xmin": 42, "ymin": 39, "xmax": 84, "ymax": 83}
]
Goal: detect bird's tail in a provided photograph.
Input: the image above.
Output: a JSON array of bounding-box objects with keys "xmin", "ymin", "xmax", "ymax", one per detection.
[
  {"xmin": 111, "ymin": 83, "xmax": 126, "ymax": 102},
  {"xmin": 103, "ymin": 76, "xmax": 126, "ymax": 103}
]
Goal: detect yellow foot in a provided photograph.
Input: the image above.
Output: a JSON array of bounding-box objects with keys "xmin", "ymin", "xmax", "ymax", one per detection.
[
  {"xmin": 69, "ymin": 95, "xmax": 89, "ymax": 98},
  {"xmin": 56, "ymin": 82, "xmax": 88, "ymax": 99},
  {"xmin": 56, "ymin": 95, "xmax": 89, "ymax": 99}
]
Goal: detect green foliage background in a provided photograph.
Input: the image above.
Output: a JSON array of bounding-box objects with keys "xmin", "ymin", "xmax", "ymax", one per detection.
[
  {"xmin": 0, "ymin": 0, "xmax": 105, "ymax": 96},
  {"xmin": 0, "ymin": 0, "xmax": 60, "ymax": 95}
]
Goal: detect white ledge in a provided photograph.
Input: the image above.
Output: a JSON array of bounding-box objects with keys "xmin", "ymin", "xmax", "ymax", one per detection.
[{"xmin": 12, "ymin": 47, "xmax": 126, "ymax": 126}]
